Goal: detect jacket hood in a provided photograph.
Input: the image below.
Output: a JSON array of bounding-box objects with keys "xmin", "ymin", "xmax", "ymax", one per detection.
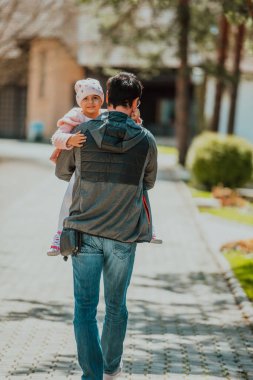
[{"xmin": 88, "ymin": 111, "xmax": 147, "ymax": 153}]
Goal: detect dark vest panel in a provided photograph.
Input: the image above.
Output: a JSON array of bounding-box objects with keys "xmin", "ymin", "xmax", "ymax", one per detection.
[{"xmin": 80, "ymin": 130, "xmax": 149, "ymax": 186}]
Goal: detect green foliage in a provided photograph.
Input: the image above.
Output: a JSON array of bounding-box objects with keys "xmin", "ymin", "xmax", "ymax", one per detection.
[
  {"xmin": 221, "ymin": 0, "xmax": 251, "ymax": 23},
  {"xmin": 188, "ymin": 186, "xmax": 212, "ymax": 199},
  {"xmin": 78, "ymin": 0, "xmax": 222, "ymax": 72},
  {"xmin": 186, "ymin": 132, "xmax": 253, "ymax": 189},
  {"xmin": 190, "ymin": 1, "xmax": 220, "ymax": 54},
  {"xmin": 78, "ymin": 0, "xmax": 253, "ymax": 81}
]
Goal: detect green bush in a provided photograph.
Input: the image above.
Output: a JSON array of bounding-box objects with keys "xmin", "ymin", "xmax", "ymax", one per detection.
[{"xmin": 186, "ymin": 132, "xmax": 253, "ymax": 189}]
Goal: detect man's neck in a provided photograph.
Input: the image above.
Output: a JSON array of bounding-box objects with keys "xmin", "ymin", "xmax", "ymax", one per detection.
[{"xmin": 107, "ymin": 105, "xmax": 132, "ymax": 116}]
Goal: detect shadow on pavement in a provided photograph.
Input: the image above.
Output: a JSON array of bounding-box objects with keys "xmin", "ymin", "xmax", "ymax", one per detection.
[
  {"xmin": 0, "ymin": 298, "xmax": 73, "ymax": 324},
  {"xmin": 122, "ymin": 271, "xmax": 253, "ymax": 376},
  {"xmin": 9, "ymin": 354, "xmax": 79, "ymax": 377},
  {"xmin": 2, "ymin": 272, "xmax": 253, "ymax": 378},
  {"xmin": 136, "ymin": 271, "xmax": 231, "ymax": 295}
]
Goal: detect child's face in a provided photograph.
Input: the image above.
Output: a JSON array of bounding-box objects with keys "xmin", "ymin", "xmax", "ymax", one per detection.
[{"xmin": 81, "ymin": 95, "xmax": 103, "ymax": 118}]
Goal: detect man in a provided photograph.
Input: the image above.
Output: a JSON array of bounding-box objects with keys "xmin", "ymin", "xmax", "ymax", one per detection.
[{"xmin": 56, "ymin": 72, "xmax": 157, "ymax": 380}]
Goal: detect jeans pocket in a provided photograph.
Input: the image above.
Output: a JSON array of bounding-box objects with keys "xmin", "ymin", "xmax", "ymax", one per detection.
[
  {"xmin": 113, "ymin": 242, "xmax": 134, "ymax": 260},
  {"xmin": 80, "ymin": 234, "xmax": 102, "ymax": 255}
]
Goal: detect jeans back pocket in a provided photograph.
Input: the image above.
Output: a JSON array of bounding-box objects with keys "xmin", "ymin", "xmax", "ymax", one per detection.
[{"xmin": 113, "ymin": 242, "xmax": 135, "ymax": 260}]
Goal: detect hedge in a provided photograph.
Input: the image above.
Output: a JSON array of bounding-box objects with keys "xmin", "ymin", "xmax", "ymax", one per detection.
[{"xmin": 186, "ymin": 132, "xmax": 253, "ymax": 189}]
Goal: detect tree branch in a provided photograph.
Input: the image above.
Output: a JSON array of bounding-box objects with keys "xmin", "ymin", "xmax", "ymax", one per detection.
[
  {"xmin": 0, "ymin": 0, "xmax": 76, "ymax": 59},
  {"xmin": 0, "ymin": 0, "xmax": 19, "ymax": 36}
]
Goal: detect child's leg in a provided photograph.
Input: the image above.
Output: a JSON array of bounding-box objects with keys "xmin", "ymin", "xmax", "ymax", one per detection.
[
  {"xmin": 57, "ymin": 174, "xmax": 75, "ymax": 231},
  {"xmin": 144, "ymin": 190, "xmax": 163, "ymax": 244},
  {"xmin": 47, "ymin": 174, "xmax": 75, "ymax": 256},
  {"xmin": 151, "ymin": 224, "xmax": 163, "ymax": 244}
]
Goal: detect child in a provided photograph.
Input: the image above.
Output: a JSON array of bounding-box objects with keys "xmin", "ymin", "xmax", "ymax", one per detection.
[
  {"xmin": 48, "ymin": 78, "xmax": 162, "ymax": 255},
  {"xmin": 48, "ymin": 78, "xmax": 105, "ymax": 255}
]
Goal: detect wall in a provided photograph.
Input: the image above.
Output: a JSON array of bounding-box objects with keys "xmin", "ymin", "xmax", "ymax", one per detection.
[
  {"xmin": 26, "ymin": 38, "xmax": 84, "ymax": 140},
  {"xmin": 234, "ymin": 79, "xmax": 253, "ymax": 143},
  {"xmin": 204, "ymin": 77, "xmax": 253, "ymax": 144}
]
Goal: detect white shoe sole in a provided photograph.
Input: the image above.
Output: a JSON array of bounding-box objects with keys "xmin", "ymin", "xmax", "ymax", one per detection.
[
  {"xmin": 150, "ymin": 238, "xmax": 163, "ymax": 244},
  {"xmin": 47, "ymin": 251, "xmax": 60, "ymax": 256}
]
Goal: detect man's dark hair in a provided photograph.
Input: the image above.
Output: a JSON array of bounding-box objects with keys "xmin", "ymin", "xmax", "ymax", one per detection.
[{"xmin": 107, "ymin": 72, "xmax": 143, "ymax": 108}]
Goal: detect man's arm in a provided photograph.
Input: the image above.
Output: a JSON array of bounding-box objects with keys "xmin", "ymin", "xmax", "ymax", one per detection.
[
  {"xmin": 143, "ymin": 132, "xmax": 157, "ymax": 190},
  {"xmin": 55, "ymin": 147, "xmax": 76, "ymax": 181}
]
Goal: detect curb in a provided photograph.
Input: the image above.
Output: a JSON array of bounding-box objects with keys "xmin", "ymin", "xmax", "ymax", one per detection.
[{"xmin": 179, "ymin": 182, "xmax": 253, "ymax": 327}]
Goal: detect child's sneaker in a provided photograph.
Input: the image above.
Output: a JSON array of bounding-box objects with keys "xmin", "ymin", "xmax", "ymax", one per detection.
[
  {"xmin": 150, "ymin": 233, "xmax": 163, "ymax": 244},
  {"xmin": 47, "ymin": 231, "xmax": 62, "ymax": 256}
]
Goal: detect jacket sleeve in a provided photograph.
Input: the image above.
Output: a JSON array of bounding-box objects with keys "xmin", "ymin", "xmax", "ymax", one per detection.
[
  {"xmin": 57, "ymin": 107, "xmax": 83, "ymax": 128},
  {"xmin": 51, "ymin": 127, "xmax": 74, "ymax": 150},
  {"xmin": 51, "ymin": 108, "xmax": 84, "ymax": 150},
  {"xmin": 55, "ymin": 146, "xmax": 76, "ymax": 182},
  {"xmin": 143, "ymin": 132, "xmax": 157, "ymax": 190}
]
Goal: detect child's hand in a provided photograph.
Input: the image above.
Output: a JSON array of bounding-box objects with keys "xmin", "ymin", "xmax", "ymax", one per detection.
[
  {"xmin": 67, "ymin": 131, "xmax": 87, "ymax": 147},
  {"xmin": 131, "ymin": 109, "xmax": 142, "ymax": 125}
]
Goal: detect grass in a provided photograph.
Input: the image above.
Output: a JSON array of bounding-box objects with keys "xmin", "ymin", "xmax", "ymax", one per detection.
[
  {"xmin": 188, "ymin": 186, "xmax": 212, "ymax": 199},
  {"xmin": 188, "ymin": 185, "xmax": 253, "ymax": 302},
  {"xmin": 199, "ymin": 206, "xmax": 253, "ymax": 226},
  {"xmin": 188, "ymin": 185, "xmax": 253, "ymax": 226},
  {"xmin": 157, "ymin": 145, "xmax": 178, "ymax": 156},
  {"xmin": 224, "ymin": 251, "xmax": 253, "ymax": 301}
]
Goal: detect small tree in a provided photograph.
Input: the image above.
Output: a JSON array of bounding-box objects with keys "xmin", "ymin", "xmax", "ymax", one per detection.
[
  {"xmin": 222, "ymin": 0, "xmax": 251, "ymax": 136},
  {"xmin": 210, "ymin": 15, "xmax": 230, "ymax": 133},
  {"xmin": 227, "ymin": 23, "xmax": 245, "ymax": 135},
  {"xmin": 80, "ymin": 0, "xmax": 222, "ymax": 165},
  {"xmin": 210, "ymin": 0, "xmax": 253, "ymax": 135},
  {"xmin": 175, "ymin": 0, "xmax": 190, "ymax": 165}
]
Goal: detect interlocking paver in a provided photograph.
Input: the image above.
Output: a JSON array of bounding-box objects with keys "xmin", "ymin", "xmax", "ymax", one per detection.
[{"xmin": 0, "ymin": 140, "xmax": 253, "ymax": 379}]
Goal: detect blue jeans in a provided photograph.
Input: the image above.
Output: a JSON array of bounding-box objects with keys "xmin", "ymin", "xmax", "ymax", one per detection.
[{"xmin": 72, "ymin": 233, "xmax": 136, "ymax": 380}]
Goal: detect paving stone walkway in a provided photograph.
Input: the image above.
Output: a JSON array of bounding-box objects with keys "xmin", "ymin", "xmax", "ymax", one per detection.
[{"xmin": 0, "ymin": 141, "xmax": 253, "ymax": 379}]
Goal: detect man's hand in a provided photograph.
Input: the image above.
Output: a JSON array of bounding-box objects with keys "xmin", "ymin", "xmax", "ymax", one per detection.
[{"xmin": 67, "ymin": 131, "xmax": 87, "ymax": 147}]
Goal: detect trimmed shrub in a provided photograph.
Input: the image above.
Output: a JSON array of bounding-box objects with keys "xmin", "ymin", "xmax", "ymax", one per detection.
[{"xmin": 186, "ymin": 132, "xmax": 253, "ymax": 189}]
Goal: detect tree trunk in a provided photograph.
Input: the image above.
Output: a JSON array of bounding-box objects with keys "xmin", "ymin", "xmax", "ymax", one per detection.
[
  {"xmin": 195, "ymin": 73, "xmax": 207, "ymax": 133},
  {"xmin": 210, "ymin": 15, "xmax": 229, "ymax": 132},
  {"xmin": 175, "ymin": 0, "xmax": 190, "ymax": 166},
  {"xmin": 227, "ymin": 24, "xmax": 245, "ymax": 135},
  {"xmin": 247, "ymin": 0, "xmax": 253, "ymax": 19}
]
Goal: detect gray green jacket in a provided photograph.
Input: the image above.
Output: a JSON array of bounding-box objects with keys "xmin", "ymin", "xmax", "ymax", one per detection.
[{"xmin": 55, "ymin": 111, "xmax": 157, "ymax": 243}]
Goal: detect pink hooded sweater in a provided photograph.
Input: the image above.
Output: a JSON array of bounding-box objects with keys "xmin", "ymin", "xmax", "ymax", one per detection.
[{"xmin": 52, "ymin": 107, "xmax": 91, "ymax": 150}]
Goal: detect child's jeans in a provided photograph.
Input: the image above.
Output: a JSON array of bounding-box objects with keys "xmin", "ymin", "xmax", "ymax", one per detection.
[{"xmin": 57, "ymin": 174, "xmax": 75, "ymax": 231}]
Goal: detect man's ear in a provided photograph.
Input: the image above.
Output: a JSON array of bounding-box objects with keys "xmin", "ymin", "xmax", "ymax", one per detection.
[{"xmin": 106, "ymin": 91, "xmax": 109, "ymax": 104}]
